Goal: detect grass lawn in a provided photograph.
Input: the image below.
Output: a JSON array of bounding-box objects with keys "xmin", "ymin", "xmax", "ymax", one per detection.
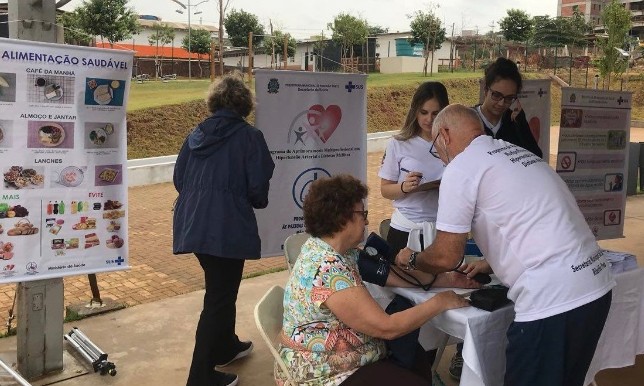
[
  {"xmin": 126, "ymin": 69, "xmax": 644, "ymax": 159},
  {"xmin": 127, "ymin": 79, "xmax": 213, "ymax": 111},
  {"xmin": 366, "ymin": 71, "xmax": 482, "ymax": 88},
  {"xmin": 127, "ymin": 72, "xmax": 485, "ymax": 112}
]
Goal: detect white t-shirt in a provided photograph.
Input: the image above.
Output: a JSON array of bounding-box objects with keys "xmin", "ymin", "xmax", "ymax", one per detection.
[
  {"xmin": 379, "ymin": 136, "xmax": 444, "ymax": 230},
  {"xmin": 436, "ymin": 135, "xmax": 615, "ymax": 322},
  {"xmin": 476, "ymin": 106, "xmax": 501, "ymax": 135}
]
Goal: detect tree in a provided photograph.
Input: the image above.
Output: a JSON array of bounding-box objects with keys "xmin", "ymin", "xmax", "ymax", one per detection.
[
  {"xmin": 148, "ymin": 23, "xmax": 175, "ymax": 78},
  {"xmin": 597, "ymin": 0, "xmax": 632, "ymax": 89},
  {"xmin": 216, "ymin": 0, "xmax": 232, "ymax": 77},
  {"xmin": 182, "ymin": 28, "xmax": 212, "ymax": 78},
  {"xmin": 311, "ymin": 31, "xmax": 328, "ymax": 72},
  {"xmin": 224, "ymin": 9, "xmax": 265, "ymax": 49},
  {"xmin": 499, "ymin": 9, "xmax": 533, "ymax": 43},
  {"xmin": 368, "ymin": 25, "xmax": 389, "ymax": 36},
  {"xmin": 75, "ymin": 0, "xmax": 140, "ymax": 46},
  {"xmin": 327, "ymin": 13, "xmax": 368, "ymax": 71},
  {"xmin": 569, "ymin": 5, "xmax": 593, "ymax": 48},
  {"xmin": 264, "ymin": 30, "xmax": 296, "ymax": 68},
  {"xmin": 409, "ymin": 8, "xmax": 446, "ymax": 77},
  {"xmin": 58, "ymin": 10, "xmax": 93, "ymax": 46}
]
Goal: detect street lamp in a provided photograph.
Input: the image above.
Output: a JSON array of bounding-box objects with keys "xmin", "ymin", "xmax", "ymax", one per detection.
[{"xmin": 171, "ymin": 0, "xmax": 209, "ymax": 81}]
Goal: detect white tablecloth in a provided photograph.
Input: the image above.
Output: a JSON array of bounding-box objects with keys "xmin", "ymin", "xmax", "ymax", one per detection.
[{"xmin": 366, "ymin": 268, "xmax": 644, "ymax": 386}]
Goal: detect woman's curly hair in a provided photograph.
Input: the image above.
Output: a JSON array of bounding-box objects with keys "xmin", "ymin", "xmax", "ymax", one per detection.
[
  {"xmin": 303, "ymin": 174, "xmax": 368, "ymax": 238},
  {"xmin": 205, "ymin": 72, "xmax": 253, "ymax": 117}
]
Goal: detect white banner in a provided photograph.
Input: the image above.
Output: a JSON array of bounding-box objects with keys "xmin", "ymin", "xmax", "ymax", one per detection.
[
  {"xmin": 518, "ymin": 79, "xmax": 551, "ymax": 157},
  {"xmin": 479, "ymin": 79, "xmax": 551, "ymax": 158},
  {"xmin": 557, "ymin": 88, "xmax": 631, "ymax": 240},
  {"xmin": 255, "ymin": 70, "xmax": 367, "ymax": 257},
  {"xmin": 0, "ymin": 38, "xmax": 132, "ymax": 283}
]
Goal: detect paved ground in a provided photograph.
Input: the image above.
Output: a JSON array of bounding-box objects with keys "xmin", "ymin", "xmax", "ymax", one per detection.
[
  {"xmin": 0, "ymin": 126, "xmax": 642, "ymax": 330},
  {"xmin": 0, "ymin": 151, "xmax": 396, "ymax": 329},
  {"xmin": 0, "ymin": 129, "xmax": 642, "ymax": 384}
]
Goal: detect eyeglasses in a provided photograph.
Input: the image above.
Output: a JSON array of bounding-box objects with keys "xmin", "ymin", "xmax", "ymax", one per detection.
[
  {"xmin": 488, "ymin": 88, "xmax": 517, "ymax": 105},
  {"xmin": 353, "ymin": 210, "xmax": 368, "ymax": 220},
  {"xmin": 428, "ymin": 131, "xmax": 441, "ymax": 159}
]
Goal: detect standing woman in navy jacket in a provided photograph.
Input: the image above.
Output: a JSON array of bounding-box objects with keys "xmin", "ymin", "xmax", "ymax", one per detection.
[{"xmin": 173, "ymin": 73, "xmax": 275, "ymax": 386}]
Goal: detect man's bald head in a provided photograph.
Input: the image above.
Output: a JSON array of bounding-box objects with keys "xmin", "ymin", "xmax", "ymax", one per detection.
[
  {"xmin": 431, "ymin": 104, "xmax": 485, "ymax": 163},
  {"xmin": 432, "ymin": 103, "xmax": 484, "ymax": 137}
]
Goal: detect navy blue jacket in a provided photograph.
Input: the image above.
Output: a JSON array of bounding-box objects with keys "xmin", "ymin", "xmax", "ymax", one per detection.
[{"xmin": 172, "ymin": 109, "xmax": 275, "ymax": 259}]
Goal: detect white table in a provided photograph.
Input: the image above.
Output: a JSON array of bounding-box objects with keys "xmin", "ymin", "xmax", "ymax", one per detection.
[{"xmin": 366, "ymin": 268, "xmax": 644, "ymax": 386}]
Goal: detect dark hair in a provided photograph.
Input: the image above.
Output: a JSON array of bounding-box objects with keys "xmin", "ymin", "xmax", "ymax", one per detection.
[
  {"xmin": 205, "ymin": 72, "xmax": 253, "ymax": 117},
  {"xmin": 303, "ymin": 174, "xmax": 368, "ymax": 238},
  {"xmin": 484, "ymin": 57, "xmax": 523, "ymax": 93},
  {"xmin": 396, "ymin": 82, "xmax": 450, "ymax": 140}
]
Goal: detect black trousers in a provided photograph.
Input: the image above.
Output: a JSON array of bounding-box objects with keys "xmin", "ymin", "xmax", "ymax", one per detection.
[
  {"xmin": 340, "ymin": 358, "xmax": 431, "ymax": 386},
  {"xmin": 504, "ymin": 290, "xmax": 612, "ymax": 386},
  {"xmin": 186, "ymin": 254, "xmax": 245, "ymax": 386}
]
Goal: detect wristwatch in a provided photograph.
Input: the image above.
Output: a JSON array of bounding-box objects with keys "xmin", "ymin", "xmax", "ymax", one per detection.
[{"xmin": 407, "ymin": 252, "xmax": 418, "ymax": 271}]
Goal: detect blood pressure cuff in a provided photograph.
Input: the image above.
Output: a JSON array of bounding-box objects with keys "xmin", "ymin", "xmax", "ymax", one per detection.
[
  {"xmin": 357, "ymin": 252, "xmax": 390, "ymax": 287},
  {"xmin": 469, "ymin": 286, "xmax": 511, "ymax": 311}
]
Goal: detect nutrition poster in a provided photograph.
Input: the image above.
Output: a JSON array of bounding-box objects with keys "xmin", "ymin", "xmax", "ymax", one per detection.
[
  {"xmin": 0, "ymin": 38, "xmax": 132, "ymax": 283},
  {"xmin": 557, "ymin": 88, "xmax": 631, "ymax": 240}
]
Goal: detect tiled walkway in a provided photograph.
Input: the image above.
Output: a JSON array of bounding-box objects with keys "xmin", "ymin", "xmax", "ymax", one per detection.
[{"xmin": 0, "ymin": 151, "xmax": 394, "ymax": 328}]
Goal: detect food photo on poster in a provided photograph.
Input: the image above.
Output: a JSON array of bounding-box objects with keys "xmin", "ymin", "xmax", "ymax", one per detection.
[
  {"xmin": 27, "ymin": 74, "xmax": 74, "ymax": 105},
  {"xmin": 0, "ymin": 72, "xmax": 17, "ymax": 103},
  {"xmin": 85, "ymin": 122, "xmax": 116, "ymax": 148},
  {"xmin": 27, "ymin": 120, "xmax": 74, "ymax": 149},
  {"xmin": 84, "ymin": 77, "xmax": 126, "ymax": 106},
  {"xmin": 3, "ymin": 166, "xmax": 45, "ymax": 190},
  {"xmin": 50, "ymin": 165, "xmax": 86, "ymax": 188},
  {"xmin": 95, "ymin": 165, "xmax": 122, "ymax": 186}
]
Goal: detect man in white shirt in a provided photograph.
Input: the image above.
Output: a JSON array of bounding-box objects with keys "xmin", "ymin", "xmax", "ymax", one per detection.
[{"xmin": 395, "ymin": 104, "xmax": 614, "ymax": 386}]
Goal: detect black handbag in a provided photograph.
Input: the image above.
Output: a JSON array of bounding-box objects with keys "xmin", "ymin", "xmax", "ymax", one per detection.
[{"xmin": 469, "ymin": 285, "xmax": 511, "ymax": 311}]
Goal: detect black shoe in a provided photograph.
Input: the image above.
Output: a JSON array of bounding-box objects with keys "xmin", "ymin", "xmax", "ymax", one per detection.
[
  {"xmin": 448, "ymin": 351, "xmax": 463, "ymax": 380},
  {"xmin": 216, "ymin": 341, "xmax": 253, "ymax": 367},
  {"xmin": 215, "ymin": 371, "xmax": 239, "ymax": 386}
]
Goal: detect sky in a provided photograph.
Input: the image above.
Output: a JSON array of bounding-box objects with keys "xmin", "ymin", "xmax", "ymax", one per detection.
[{"xmin": 51, "ymin": 0, "xmax": 557, "ymax": 39}]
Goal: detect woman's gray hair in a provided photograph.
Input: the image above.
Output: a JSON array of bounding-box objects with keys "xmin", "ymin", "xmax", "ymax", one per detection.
[
  {"xmin": 432, "ymin": 104, "xmax": 482, "ymax": 136},
  {"xmin": 205, "ymin": 72, "xmax": 253, "ymax": 117}
]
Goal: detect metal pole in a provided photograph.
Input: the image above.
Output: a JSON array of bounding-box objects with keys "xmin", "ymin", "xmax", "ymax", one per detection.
[
  {"xmin": 569, "ymin": 52, "xmax": 573, "ymax": 86},
  {"xmin": 9, "ymin": 0, "xmax": 65, "ymax": 380},
  {"xmin": 188, "ymin": 0, "xmax": 192, "ymax": 81},
  {"xmin": 87, "ymin": 274, "xmax": 102, "ymax": 305},
  {"xmin": 283, "ymin": 36, "xmax": 288, "ymax": 69},
  {"xmin": 248, "ymin": 31, "xmax": 253, "ymax": 82},
  {"xmin": 524, "ymin": 40, "xmax": 528, "ymax": 72},
  {"xmin": 0, "ymin": 359, "xmax": 32, "ymax": 386}
]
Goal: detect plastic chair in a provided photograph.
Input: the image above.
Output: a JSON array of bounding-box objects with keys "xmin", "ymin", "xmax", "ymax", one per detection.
[
  {"xmin": 379, "ymin": 218, "xmax": 391, "ymax": 240},
  {"xmin": 254, "ymin": 285, "xmax": 295, "ymax": 385},
  {"xmin": 283, "ymin": 232, "xmax": 309, "ymax": 272}
]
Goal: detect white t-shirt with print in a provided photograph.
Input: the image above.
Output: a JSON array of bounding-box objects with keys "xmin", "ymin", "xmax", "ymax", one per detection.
[
  {"xmin": 379, "ymin": 136, "xmax": 444, "ymax": 230},
  {"xmin": 436, "ymin": 135, "xmax": 614, "ymax": 322}
]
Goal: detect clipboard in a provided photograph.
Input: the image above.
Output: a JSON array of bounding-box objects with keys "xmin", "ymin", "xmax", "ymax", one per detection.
[{"xmin": 415, "ymin": 179, "xmax": 441, "ymax": 191}]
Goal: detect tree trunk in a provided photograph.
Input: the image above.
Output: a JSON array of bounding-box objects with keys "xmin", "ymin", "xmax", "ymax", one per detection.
[{"xmin": 430, "ymin": 50, "xmax": 435, "ymax": 77}]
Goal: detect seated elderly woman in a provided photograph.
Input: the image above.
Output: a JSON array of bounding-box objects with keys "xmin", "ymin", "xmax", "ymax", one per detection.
[{"xmin": 275, "ymin": 175, "xmax": 477, "ymax": 386}]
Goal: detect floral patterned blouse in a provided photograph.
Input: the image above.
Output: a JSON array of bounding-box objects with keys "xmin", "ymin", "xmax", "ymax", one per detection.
[{"xmin": 275, "ymin": 236, "xmax": 386, "ymax": 386}]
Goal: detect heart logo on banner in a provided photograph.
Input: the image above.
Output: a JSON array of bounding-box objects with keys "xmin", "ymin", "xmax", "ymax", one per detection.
[{"xmin": 307, "ymin": 104, "xmax": 342, "ymax": 143}]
